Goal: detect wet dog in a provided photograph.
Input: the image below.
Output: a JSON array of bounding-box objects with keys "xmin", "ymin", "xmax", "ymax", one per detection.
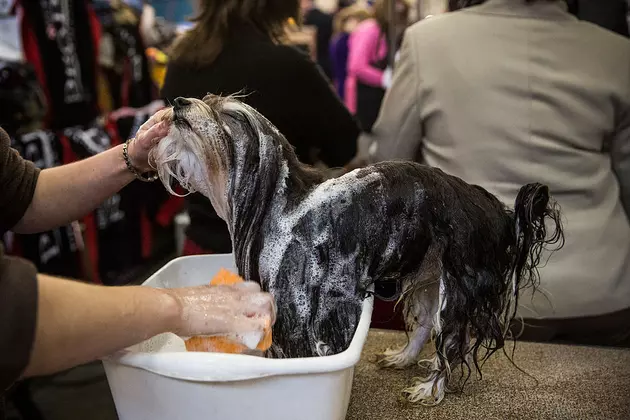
[{"xmin": 151, "ymin": 95, "xmax": 564, "ymax": 405}]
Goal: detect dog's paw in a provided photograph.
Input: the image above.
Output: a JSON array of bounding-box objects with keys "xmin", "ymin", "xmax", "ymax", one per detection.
[
  {"xmin": 375, "ymin": 345, "xmax": 418, "ymax": 369},
  {"xmin": 402, "ymin": 373, "xmax": 447, "ymax": 406}
]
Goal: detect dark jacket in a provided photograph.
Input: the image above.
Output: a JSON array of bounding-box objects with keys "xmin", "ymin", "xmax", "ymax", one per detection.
[
  {"xmin": 572, "ymin": 0, "xmax": 630, "ymax": 37},
  {"xmin": 161, "ymin": 23, "xmax": 359, "ymax": 252}
]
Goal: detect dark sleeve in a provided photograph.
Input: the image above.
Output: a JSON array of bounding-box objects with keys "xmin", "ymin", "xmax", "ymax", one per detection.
[
  {"xmin": 281, "ymin": 49, "xmax": 359, "ymax": 168},
  {"xmin": 0, "ymin": 253, "xmax": 38, "ymax": 391},
  {"xmin": 0, "ymin": 128, "xmax": 40, "ymax": 233},
  {"xmin": 159, "ymin": 61, "xmax": 179, "ymax": 100}
]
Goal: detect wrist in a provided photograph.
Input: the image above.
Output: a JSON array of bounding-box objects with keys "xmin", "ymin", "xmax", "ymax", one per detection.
[
  {"xmin": 114, "ymin": 144, "xmax": 135, "ymax": 180},
  {"xmin": 156, "ymin": 289, "xmax": 183, "ymax": 335},
  {"xmin": 123, "ymin": 139, "xmax": 159, "ymax": 182},
  {"xmin": 381, "ymin": 68, "xmax": 393, "ymax": 89},
  {"xmin": 126, "ymin": 138, "xmax": 150, "ymax": 173}
]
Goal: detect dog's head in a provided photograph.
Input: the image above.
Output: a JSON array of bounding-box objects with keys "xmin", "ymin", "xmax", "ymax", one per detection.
[
  {"xmin": 151, "ymin": 94, "xmax": 286, "ymax": 223},
  {"xmin": 151, "ymin": 94, "xmax": 324, "ymax": 279}
]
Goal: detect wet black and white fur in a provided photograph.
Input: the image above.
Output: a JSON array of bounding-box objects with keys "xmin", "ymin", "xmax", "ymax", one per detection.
[{"xmin": 151, "ymin": 95, "xmax": 564, "ymax": 405}]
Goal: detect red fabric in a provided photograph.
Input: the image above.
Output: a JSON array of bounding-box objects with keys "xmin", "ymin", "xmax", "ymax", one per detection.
[
  {"xmin": 18, "ymin": 6, "xmax": 52, "ymax": 129},
  {"xmin": 58, "ymin": 134, "xmax": 75, "ymax": 165},
  {"xmin": 121, "ymin": 57, "xmax": 131, "ymax": 107},
  {"xmin": 155, "ymin": 196, "xmax": 185, "ymax": 228},
  {"xmin": 140, "ymin": 207, "xmax": 152, "ymax": 259},
  {"xmin": 182, "ymin": 239, "xmax": 214, "ymax": 256},
  {"xmin": 87, "ymin": 4, "xmax": 101, "ymax": 110},
  {"xmin": 371, "ymin": 299, "xmax": 405, "ymax": 331},
  {"xmin": 82, "ymin": 212, "xmax": 101, "ymax": 284},
  {"xmin": 105, "ymin": 118, "xmax": 123, "ymax": 146}
]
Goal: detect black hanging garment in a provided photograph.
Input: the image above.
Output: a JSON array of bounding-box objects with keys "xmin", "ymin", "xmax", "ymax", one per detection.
[
  {"xmin": 9, "ymin": 131, "xmax": 83, "ymax": 279},
  {"xmin": 61, "ymin": 123, "xmax": 144, "ymax": 285},
  {"xmin": 105, "ymin": 110, "xmax": 179, "ymax": 262},
  {"xmin": 93, "ymin": 1, "xmax": 155, "ymax": 109},
  {"xmin": 18, "ymin": 0, "xmax": 102, "ymax": 129}
]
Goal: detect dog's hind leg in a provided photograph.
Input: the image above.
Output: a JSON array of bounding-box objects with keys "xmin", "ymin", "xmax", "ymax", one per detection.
[
  {"xmin": 403, "ymin": 276, "xmax": 475, "ymax": 405},
  {"xmin": 376, "ymin": 246, "xmax": 443, "ymax": 369},
  {"xmin": 376, "ymin": 282, "xmax": 438, "ymax": 369}
]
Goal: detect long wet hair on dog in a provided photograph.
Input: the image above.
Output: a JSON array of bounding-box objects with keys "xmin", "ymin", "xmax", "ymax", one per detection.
[{"xmin": 151, "ymin": 94, "xmax": 564, "ymax": 405}]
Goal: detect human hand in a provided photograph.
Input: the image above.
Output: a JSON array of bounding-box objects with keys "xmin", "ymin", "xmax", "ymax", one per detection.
[
  {"xmin": 381, "ymin": 67, "xmax": 393, "ymax": 89},
  {"xmin": 166, "ymin": 282, "xmax": 276, "ymax": 337},
  {"xmin": 127, "ymin": 108, "xmax": 170, "ymax": 172}
]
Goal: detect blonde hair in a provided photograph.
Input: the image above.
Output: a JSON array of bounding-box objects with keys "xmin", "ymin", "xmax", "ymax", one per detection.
[
  {"xmin": 373, "ymin": 0, "xmax": 410, "ymax": 32},
  {"xmin": 333, "ymin": 4, "xmax": 373, "ymax": 35}
]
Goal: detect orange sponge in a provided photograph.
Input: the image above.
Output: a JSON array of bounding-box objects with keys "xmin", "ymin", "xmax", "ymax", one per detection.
[{"xmin": 185, "ymin": 268, "xmax": 272, "ymax": 354}]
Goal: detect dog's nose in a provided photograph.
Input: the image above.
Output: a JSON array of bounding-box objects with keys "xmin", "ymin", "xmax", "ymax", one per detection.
[{"xmin": 173, "ymin": 97, "xmax": 191, "ymax": 109}]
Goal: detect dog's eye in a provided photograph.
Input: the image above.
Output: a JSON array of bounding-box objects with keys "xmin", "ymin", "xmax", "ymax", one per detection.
[{"xmin": 173, "ymin": 116, "xmax": 193, "ymax": 130}]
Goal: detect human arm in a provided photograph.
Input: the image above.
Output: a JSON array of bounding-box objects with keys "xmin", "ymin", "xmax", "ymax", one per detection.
[
  {"xmin": 611, "ymin": 82, "xmax": 630, "ymax": 217},
  {"xmin": 22, "ymin": 274, "xmax": 274, "ymax": 378},
  {"xmin": 12, "ymin": 113, "xmax": 169, "ymax": 234},
  {"xmin": 347, "ymin": 21, "xmax": 387, "ymax": 88},
  {"xmin": 368, "ymin": 31, "xmax": 423, "ymax": 163}
]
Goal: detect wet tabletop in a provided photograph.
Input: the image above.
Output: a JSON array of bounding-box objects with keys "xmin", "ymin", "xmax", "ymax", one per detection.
[{"xmin": 347, "ymin": 329, "xmax": 630, "ymax": 420}]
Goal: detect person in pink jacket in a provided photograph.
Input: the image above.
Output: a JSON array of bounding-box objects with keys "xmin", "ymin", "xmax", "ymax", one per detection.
[{"xmin": 345, "ymin": 0, "xmax": 408, "ymax": 119}]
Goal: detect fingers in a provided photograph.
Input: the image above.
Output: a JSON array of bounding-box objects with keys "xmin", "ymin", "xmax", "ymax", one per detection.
[
  {"xmin": 138, "ymin": 121, "xmax": 170, "ymax": 148},
  {"xmin": 137, "ymin": 108, "xmax": 171, "ymax": 136},
  {"xmin": 241, "ymin": 291, "xmax": 276, "ymax": 325},
  {"xmin": 234, "ymin": 281, "xmax": 262, "ymax": 293},
  {"xmin": 172, "ymin": 283, "xmax": 276, "ymax": 337}
]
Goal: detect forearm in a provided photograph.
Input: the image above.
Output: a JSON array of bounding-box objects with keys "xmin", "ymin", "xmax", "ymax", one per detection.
[
  {"xmin": 23, "ymin": 274, "xmax": 179, "ymax": 378},
  {"xmin": 13, "ymin": 145, "xmax": 134, "ymax": 233},
  {"xmin": 354, "ymin": 66, "xmax": 384, "ymax": 87}
]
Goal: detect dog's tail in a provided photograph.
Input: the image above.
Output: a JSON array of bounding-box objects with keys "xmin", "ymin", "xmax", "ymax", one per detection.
[{"xmin": 502, "ymin": 183, "xmax": 564, "ymax": 332}]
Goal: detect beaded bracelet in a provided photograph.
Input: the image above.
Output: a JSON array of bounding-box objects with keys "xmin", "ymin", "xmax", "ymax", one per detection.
[{"xmin": 122, "ymin": 139, "xmax": 159, "ymax": 182}]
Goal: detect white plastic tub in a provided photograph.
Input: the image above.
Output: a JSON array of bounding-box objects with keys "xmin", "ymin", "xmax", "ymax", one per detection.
[{"xmin": 103, "ymin": 254, "xmax": 374, "ymax": 420}]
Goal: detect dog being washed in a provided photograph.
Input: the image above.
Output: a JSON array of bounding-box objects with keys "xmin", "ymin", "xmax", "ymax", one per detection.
[{"xmin": 149, "ymin": 95, "xmax": 564, "ymax": 405}]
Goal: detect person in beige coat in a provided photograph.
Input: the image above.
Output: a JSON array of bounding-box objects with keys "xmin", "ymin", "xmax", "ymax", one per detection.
[{"xmin": 366, "ymin": 0, "xmax": 630, "ymax": 345}]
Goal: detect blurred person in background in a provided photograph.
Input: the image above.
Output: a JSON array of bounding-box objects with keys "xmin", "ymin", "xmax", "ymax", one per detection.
[
  {"xmin": 345, "ymin": 0, "xmax": 409, "ymax": 131},
  {"xmin": 568, "ymin": 0, "xmax": 629, "ymax": 37},
  {"xmin": 450, "ymin": 0, "xmax": 630, "ymax": 35},
  {"xmin": 161, "ymin": 0, "xmax": 359, "ymax": 257},
  {"xmin": 338, "ymin": 0, "xmax": 357, "ymax": 7},
  {"xmin": 366, "ymin": 0, "xmax": 630, "ymax": 346},
  {"xmin": 301, "ymin": 0, "xmax": 335, "ymax": 79},
  {"xmin": 329, "ymin": 4, "xmax": 372, "ymax": 100}
]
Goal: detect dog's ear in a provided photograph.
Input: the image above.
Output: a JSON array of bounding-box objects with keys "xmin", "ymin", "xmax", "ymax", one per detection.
[
  {"xmin": 219, "ymin": 98, "xmax": 269, "ymax": 137},
  {"xmin": 202, "ymin": 93, "xmax": 224, "ymax": 109}
]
